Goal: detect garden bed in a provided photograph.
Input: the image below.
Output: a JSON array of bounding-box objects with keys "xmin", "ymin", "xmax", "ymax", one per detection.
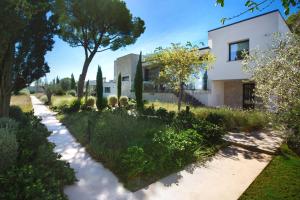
[
  {"xmin": 59, "ymin": 109, "xmax": 225, "ymax": 191},
  {"xmin": 0, "ymin": 97, "xmax": 76, "ymax": 199}
]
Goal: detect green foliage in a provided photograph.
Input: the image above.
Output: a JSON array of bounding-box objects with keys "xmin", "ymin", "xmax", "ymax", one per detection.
[
  {"xmin": 155, "ymin": 107, "xmax": 175, "ymax": 123},
  {"xmin": 85, "ymin": 80, "xmax": 90, "ymax": 102},
  {"xmin": 96, "ymin": 66, "xmax": 104, "ymax": 110},
  {"xmin": 119, "ymin": 96, "xmax": 129, "ymax": 107},
  {"xmin": 146, "ymin": 42, "xmax": 215, "ymax": 111},
  {"xmin": 108, "ymin": 95, "xmax": 118, "ymax": 107},
  {"xmin": 82, "ymin": 98, "xmax": 95, "ymax": 111},
  {"xmin": 54, "ymin": 0, "xmax": 145, "ymax": 98},
  {"xmin": 70, "ymin": 73, "xmax": 76, "ymax": 90},
  {"xmin": 134, "ymin": 52, "xmax": 143, "ymax": 111},
  {"xmin": 60, "ymin": 109, "xmax": 220, "ymax": 191},
  {"xmin": 67, "ymin": 89, "xmax": 76, "ymax": 96},
  {"xmin": 68, "ymin": 99, "xmax": 81, "ymax": 113},
  {"xmin": 121, "ymin": 146, "xmax": 155, "ymax": 178},
  {"xmin": 243, "ymin": 34, "xmax": 300, "ymax": 113},
  {"xmin": 60, "ymin": 77, "xmax": 71, "ymax": 91},
  {"xmin": 286, "ymin": 10, "xmax": 300, "ymax": 35},
  {"xmin": 284, "ymin": 102, "xmax": 300, "ymax": 155},
  {"xmin": 0, "ymin": 108, "xmax": 76, "ymax": 199},
  {"xmin": 0, "ymin": 123, "xmax": 18, "ymax": 172},
  {"xmin": 202, "ymin": 70, "xmax": 208, "ymax": 90},
  {"xmin": 117, "ymin": 73, "xmax": 122, "ymax": 101}
]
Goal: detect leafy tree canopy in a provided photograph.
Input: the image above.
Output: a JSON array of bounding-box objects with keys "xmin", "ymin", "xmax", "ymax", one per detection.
[
  {"xmin": 242, "ymin": 33, "xmax": 300, "ymax": 112},
  {"xmin": 146, "ymin": 42, "xmax": 215, "ymax": 110},
  {"xmin": 287, "ymin": 10, "xmax": 300, "ymax": 35},
  {"xmin": 54, "ymin": 0, "xmax": 145, "ymax": 99}
]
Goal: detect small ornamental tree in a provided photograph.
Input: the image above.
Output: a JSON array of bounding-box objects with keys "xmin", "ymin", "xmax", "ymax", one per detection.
[
  {"xmin": 117, "ymin": 73, "xmax": 122, "ymax": 102},
  {"xmin": 134, "ymin": 52, "xmax": 143, "ymax": 111},
  {"xmin": 147, "ymin": 42, "xmax": 215, "ymax": 111},
  {"xmin": 71, "ymin": 73, "xmax": 76, "ymax": 90},
  {"xmin": 55, "ymin": 0, "xmax": 145, "ymax": 100},
  {"xmin": 96, "ymin": 66, "xmax": 104, "ymax": 110}
]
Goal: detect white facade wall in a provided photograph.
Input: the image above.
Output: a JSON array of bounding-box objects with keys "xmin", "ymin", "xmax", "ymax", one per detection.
[
  {"xmin": 114, "ymin": 54, "xmax": 139, "ymax": 90},
  {"xmin": 207, "ymin": 11, "xmax": 289, "ymax": 81},
  {"xmin": 199, "ymin": 11, "xmax": 290, "ymax": 107}
]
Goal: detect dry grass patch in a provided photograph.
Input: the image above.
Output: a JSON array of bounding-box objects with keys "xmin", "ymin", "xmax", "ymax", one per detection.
[{"xmin": 10, "ymin": 95, "xmax": 32, "ymax": 112}]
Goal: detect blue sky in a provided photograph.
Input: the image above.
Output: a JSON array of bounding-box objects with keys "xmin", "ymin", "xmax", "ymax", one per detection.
[{"xmin": 45, "ymin": 0, "xmax": 299, "ymax": 82}]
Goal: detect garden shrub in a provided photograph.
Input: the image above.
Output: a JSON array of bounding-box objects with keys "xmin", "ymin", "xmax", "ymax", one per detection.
[
  {"xmin": 155, "ymin": 107, "xmax": 175, "ymax": 123},
  {"xmin": 142, "ymin": 104, "xmax": 156, "ymax": 116},
  {"xmin": 41, "ymin": 95, "xmax": 48, "ymax": 104},
  {"xmin": 108, "ymin": 95, "xmax": 118, "ymax": 107},
  {"xmin": 85, "ymin": 97, "xmax": 95, "ymax": 107},
  {"xmin": 0, "ymin": 108, "xmax": 76, "ymax": 199},
  {"xmin": 205, "ymin": 112, "xmax": 226, "ymax": 127},
  {"xmin": 68, "ymin": 99, "xmax": 81, "ymax": 112},
  {"xmin": 192, "ymin": 120, "xmax": 225, "ymax": 144},
  {"xmin": 121, "ymin": 146, "xmax": 155, "ymax": 179},
  {"xmin": 152, "ymin": 128, "xmax": 203, "ymax": 169},
  {"xmin": 119, "ymin": 96, "xmax": 129, "ymax": 107},
  {"xmin": 0, "ymin": 128, "xmax": 18, "ymax": 172},
  {"xmin": 67, "ymin": 90, "xmax": 76, "ymax": 96},
  {"xmin": 284, "ymin": 103, "xmax": 300, "ymax": 155}
]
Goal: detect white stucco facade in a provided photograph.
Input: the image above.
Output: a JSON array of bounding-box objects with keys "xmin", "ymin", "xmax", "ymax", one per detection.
[{"xmin": 204, "ymin": 10, "xmax": 290, "ymax": 108}]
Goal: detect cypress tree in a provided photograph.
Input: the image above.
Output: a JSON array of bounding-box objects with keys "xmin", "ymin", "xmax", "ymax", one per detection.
[
  {"xmin": 85, "ymin": 80, "xmax": 89, "ymax": 103},
  {"xmin": 71, "ymin": 73, "xmax": 76, "ymax": 90},
  {"xmin": 56, "ymin": 76, "xmax": 60, "ymax": 84},
  {"xmin": 117, "ymin": 73, "xmax": 122, "ymax": 101},
  {"xmin": 203, "ymin": 70, "xmax": 208, "ymax": 90},
  {"xmin": 134, "ymin": 52, "xmax": 143, "ymax": 111},
  {"xmin": 96, "ymin": 66, "xmax": 104, "ymax": 110}
]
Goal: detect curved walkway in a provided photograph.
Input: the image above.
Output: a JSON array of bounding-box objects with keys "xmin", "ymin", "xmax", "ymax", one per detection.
[{"xmin": 31, "ymin": 96, "xmax": 280, "ymax": 200}]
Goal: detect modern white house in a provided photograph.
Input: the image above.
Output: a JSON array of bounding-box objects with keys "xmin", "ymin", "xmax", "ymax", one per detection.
[
  {"xmin": 111, "ymin": 10, "xmax": 290, "ymax": 108},
  {"xmin": 89, "ymin": 78, "xmax": 116, "ymax": 97}
]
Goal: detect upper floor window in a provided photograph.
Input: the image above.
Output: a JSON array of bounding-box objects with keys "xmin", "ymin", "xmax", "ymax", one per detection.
[
  {"xmin": 122, "ymin": 76, "xmax": 129, "ymax": 81},
  {"xmin": 229, "ymin": 40, "xmax": 249, "ymax": 61}
]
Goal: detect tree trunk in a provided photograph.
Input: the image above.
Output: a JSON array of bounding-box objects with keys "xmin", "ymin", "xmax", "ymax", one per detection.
[
  {"xmin": 77, "ymin": 53, "xmax": 96, "ymax": 100},
  {"xmin": 0, "ymin": 43, "xmax": 14, "ymax": 117},
  {"xmin": 177, "ymin": 82, "xmax": 184, "ymax": 112}
]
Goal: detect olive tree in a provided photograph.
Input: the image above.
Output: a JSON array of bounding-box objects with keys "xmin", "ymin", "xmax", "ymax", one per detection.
[
  {"xmin": 242, "ymin": 33, "xmax": 300, "ymax": 112},
  {"xmin": 146, "ymin": 42, "xmax": 215, "ymax": 111},
  {"xmin": 55, "ymin": 0, "xmax": 145, "ymax": 99}
]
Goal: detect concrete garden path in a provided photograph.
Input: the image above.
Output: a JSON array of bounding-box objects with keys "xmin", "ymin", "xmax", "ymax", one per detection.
[{"xmin": 31, "ymin": 96, "xmax": 282, "ymax": 200}]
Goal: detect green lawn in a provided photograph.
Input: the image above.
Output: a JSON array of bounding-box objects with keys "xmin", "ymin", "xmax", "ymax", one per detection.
[{"xmin": 239, "ymin": 145, "xmax": 300, "ymax": 200}]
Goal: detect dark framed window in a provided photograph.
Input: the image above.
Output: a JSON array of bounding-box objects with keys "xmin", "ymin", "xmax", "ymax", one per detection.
[
  {"xmin": 104, "ymin": 87, "xmax": 111, "ymax": 93},
  {"xmin": 122, "ymin": 76, "xmax": 129, "ymax": 81},
  {"xmin": 229, "ymin": 40, "xmax": 249, "ymax": 61}
]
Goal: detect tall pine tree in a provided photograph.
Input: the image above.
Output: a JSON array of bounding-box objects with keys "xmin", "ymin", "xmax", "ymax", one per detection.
[
  {"xmin": 134, "ymin": 52, "xmax": 143, "ymax": 111},
  {"xmin": 96, "ymin": 66, "xmax": 104, "ymax": 110}
]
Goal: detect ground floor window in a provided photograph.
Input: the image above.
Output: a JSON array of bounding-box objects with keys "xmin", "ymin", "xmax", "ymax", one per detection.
[
  {"xmin": 243, "ymin": 83, "xmax": 255, "ymax": 109},
  {"xmin": 104, "ymin": 87, "xmax": 111, "ymax": 93}
]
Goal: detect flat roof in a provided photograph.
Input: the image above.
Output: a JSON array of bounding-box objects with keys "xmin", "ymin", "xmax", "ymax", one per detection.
[{"xmin": 208, "ymin": 9, "xmax": 285, "ymax": 32}]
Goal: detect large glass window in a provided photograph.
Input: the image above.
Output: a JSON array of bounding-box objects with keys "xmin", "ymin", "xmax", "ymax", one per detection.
[{"xmin": 229, "ymin": 40, "xmax": 249, "ymax": 61}]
